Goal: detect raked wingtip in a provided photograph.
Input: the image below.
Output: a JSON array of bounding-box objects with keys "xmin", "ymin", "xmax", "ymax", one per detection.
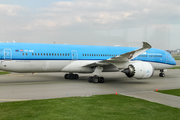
[{"xmin": 143, "ymin": 42, "xmax": 152, "ymax": 48}]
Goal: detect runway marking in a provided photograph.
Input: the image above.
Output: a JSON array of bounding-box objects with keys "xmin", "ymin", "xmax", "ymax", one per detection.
[
  {"xmin": 6, "ymin": 74, "xmax": 24, "ymax": 76},
  {"xmin": 12, "ymin": 82, "xmax": 52, "ymax": 85},
  {"xmin": 5, "ymin": 73, "xmax": 38, "ymax": 77},
  {"xmin": 0, "ymin": 99, "xmax": 30, "ymax": 102},
  {"xmin": 0, "ymin": 82, "xmax": 54, "ymax": 86}
]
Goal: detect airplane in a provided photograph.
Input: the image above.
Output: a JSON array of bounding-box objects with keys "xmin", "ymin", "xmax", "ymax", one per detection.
[{"xmin": 0, "ymin": 42, "xmax": 176, "ymax": 83}]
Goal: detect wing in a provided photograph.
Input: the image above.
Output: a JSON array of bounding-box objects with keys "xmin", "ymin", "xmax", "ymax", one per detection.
[{"xmin": 83, "ymin": 42, "xmax": 151, "ymax": 69}]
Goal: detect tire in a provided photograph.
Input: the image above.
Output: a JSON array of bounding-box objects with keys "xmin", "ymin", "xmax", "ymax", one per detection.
[
  {"xmin": 64, "ymin": 74, "xmax": 69, "ymax": 79},
  {"xmin": 159, "ymin": 73, "xmax": 165, "ymax": 77},
  {"xmin": 93, "ymin": 77, "xmax": 99, "ymax": 83},
  {"xmin": 99, "ymin": 77, "xmax": 105, "ymax": 83},
  {"xmin": 74, "ymin": 74, "xmax": 79, "ymax": 79},
  {"xmin": 161, "ymin": 73, "xmax": 165, "ymax": 77},
  {"xmin": 159, "ymin": 73, "xmax": 162, "ymax": 77},
  {"xmin": 69, "ymin": 74, "xmax": 74, "ymax": 79}
]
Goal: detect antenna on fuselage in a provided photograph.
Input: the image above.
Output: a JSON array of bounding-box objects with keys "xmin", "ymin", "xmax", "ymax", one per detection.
[
  {"xmin": 13, "ymin": 40, "xmax": 15, "ymax": 43},
  {"xmin": 7, "ymin": 41, "xmax": 9, "ymax": 43}
]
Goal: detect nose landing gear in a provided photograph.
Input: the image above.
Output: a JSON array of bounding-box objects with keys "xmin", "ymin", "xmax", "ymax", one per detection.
[{"xmin": 159, "ymin": 69, "xmax": 165, "ymax": 77}]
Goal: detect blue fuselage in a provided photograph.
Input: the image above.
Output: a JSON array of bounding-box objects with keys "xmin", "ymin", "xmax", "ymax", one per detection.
[{"xmin": 0, "ymin": 43, "xmax": 176, "ymax": 66}]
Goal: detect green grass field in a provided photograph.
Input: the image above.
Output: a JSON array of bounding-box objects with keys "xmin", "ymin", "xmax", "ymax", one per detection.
[
  {"xmin": 158, "ymin": 89, "xmax": 180, "ymax": 97},
  {"xmin": 0, "ymin": 94, "xmax": 180, "ymax": 120},
  {"xmin": 172, "ymin": 55, "xmax": 180, "ymax": 60},
  {"xmin": 170, "ymin": 66, "xmax": 180, "ymax": 69},
  {"xmin": 0, "ymin": 71, "xmax": 10, "ymax": 75}
]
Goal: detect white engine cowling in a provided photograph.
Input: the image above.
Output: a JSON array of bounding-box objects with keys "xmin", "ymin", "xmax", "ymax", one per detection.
[{"xmin": 122, "ymin": 62, "xmax": 154, "ymax": 79}]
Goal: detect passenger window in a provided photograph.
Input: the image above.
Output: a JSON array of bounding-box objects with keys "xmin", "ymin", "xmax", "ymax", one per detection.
[
  {"xmin": 44, "ymin": 53, "xmax": 45, "ymax": 56},
  {"xmin": 57, "ymin": 53, "xmax": 59, "ymax": 56},
  {"xmin": 32, "ymin": 53, "xmax": 34, "ymax": 56},
  {"xmin": 41, "ymin": 53, "xmax": 42, "ymax": 56},
  {"xmin": 55, "ymin": 53, "xmax": 56, "ymax": 56},
  {"xmin": 52, "ymin": 53, "xmax": 54, "ymax": 56},
  {"xmin": 49, "ymin": 53, "xmax": 51, "ymax": 56},
  {"xmin": 22, "ymin": 53, "xmax": 24, "ymax": 55},
  {"xmin": 26, "ymin": 53, "xmax": 28, "ymax": 55},
  {"xmin": 35, "ymin": 53, "xmax": 37, "ymax": 56},
  {"xmin": 68, "ymin": 54, "xmax": 69, "ymax": 56},
  {"xmin": 46, "ymin": 53, "xmax": 48, "ymax": 56},
  {"xmin": 38, "ymin": 53, "xmax": 40, "ymax": 56},
  {"xmin": 65, "ymin": 54, "xmax": 67, "ymax": 56}
]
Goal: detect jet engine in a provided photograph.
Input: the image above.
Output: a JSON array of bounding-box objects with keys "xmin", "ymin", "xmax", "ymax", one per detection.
[{"xmin": 121, "ymin": 62, "xmax": 154, "ymax": 79}]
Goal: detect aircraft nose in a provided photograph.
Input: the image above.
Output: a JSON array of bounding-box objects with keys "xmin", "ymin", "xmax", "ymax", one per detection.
[{"xmin": 172, "ymin": 58, "xmax": 176, "ymax": 65}]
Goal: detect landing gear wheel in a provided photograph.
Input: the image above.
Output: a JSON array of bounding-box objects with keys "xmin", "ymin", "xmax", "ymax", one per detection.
[
  {"xmin": 74, "ymin": 74, "xmax": 79, "ymax": 79},
  {"xmin": 69, "ymin": 74, "xmax": 74, "ymax": 79},
  {"xmin": 98, "ymin": 77, "xmax": 105, "ymax": 83},
  {"xmin": 64, "ymin": 74, "xmax": 69, "ymax": 79},
  {"xmin": 93, "ymin": 77, "xmax": 99, "ymax": 83},
  {"xmin": 64, "ymin": 73, "xmax": 79, "ymax": 80},
  {"xmin": 159, "ymin": 73, "xmax": 165, "ymax": 77}
]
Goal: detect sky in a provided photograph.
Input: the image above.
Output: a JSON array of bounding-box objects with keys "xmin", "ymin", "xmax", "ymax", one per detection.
[{"xmin": 0, "ymin": 0, "xmax": 180, "ymax": 50}]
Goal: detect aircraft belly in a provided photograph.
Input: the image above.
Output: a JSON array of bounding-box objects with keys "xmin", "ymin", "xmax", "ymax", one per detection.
[
  {"xmin": 0, "ymin": 60, "xmax": 71, "ymax": 72},
  {"xmin": 149, "ymin": 62, "xmax": 174, "ymax": 70},
  {"xmin": 61, "ymin": 60, "xmax": 94, "ymax": 73}
]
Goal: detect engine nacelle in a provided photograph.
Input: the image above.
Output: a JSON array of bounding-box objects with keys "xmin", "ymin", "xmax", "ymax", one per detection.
[{"xmin": 122, "ymin": 62, "xmax": 154, "ymax": 79}]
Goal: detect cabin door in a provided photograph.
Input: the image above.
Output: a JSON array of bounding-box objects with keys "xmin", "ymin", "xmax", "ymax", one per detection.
[
  {"xmin": 4, "ymin": 49, "xmax": 12, "ymax": 60},
  {"xmin": 165, "ymin": 53, "xmax": 169, "ymax": 63},
  {"xmin": 0, "ymin": 49, "xmax": 3, "ymax": 60},
  {"xmin": 71, "ymin": 50, "xmax": 78, "ymax": 60}
]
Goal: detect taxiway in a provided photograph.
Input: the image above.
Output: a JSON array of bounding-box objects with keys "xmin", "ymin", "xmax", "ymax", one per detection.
[{"xmin": 0, "ymin": 69, "xmax": 180, "ymax": 108}]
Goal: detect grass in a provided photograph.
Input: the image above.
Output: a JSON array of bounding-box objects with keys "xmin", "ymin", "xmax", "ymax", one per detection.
[
  {"xmin": 172, "ymin": 55, "xmax": 180, "ymax": 60},
  {"xmin": 170, "ymin": 66, "xmax": 180, "ymax": 69},
  {"xmin": 158, "ymin": 89, "xmax": 180, "ymax": 97},
  {"xmin": 0, "ymin": 94, "xmax": 180, "ymax": 120},
  {"xmin": 0, "ymin": 71, "xmax": 10, "ymax": 75}
]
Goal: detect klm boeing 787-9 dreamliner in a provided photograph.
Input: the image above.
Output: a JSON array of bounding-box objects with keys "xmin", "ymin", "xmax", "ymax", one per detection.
[{"xmin": 0, "ymin": 42, "xmax": 176, "ymax": 83}]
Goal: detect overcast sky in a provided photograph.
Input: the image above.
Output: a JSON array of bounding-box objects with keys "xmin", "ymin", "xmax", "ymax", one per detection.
[{"xmin": 0, "ymin": 0, "xmax": 180, "ymax": 50}]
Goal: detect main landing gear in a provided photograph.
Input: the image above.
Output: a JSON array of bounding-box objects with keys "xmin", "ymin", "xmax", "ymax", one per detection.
[
  {"xmin": 88, "ymin": 75, "xmax": 105, "ymax": 83},
  {"xmin": 64, "ymin": 73, "xmax": 79, "ymax": 79},
  {"xmin": 88, "ymin": 66, "xmax": 105, "ymax": 83},
  {"xmin": 64, "ymin": 66, "xmax": 105, "ymax": 83},
  {"xmin": 159, "ymin": 69, "xmax": 165, "ymax": 77}
]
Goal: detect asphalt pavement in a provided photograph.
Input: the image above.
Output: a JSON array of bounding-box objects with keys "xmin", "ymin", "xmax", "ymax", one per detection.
[{"xmin": 0, "ymin": 69, "xmax": 180, "ymax": 108}]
